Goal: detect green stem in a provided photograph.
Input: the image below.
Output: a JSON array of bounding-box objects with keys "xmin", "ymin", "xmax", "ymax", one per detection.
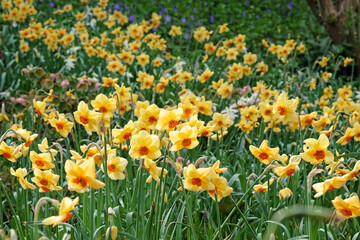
[{"xmin": 0, "ymin": 181, "xmax": 25, "ymax": 239}]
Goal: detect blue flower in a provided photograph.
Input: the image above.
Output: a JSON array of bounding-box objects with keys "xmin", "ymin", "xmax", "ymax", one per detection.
[
  {"xmin": 181, "ymin": 17, "xmax": 186, "ymax": 23},
  {"xmin": 129, "ymin": 15, "xmax": 135, "ymax": 22},
  {"xmin": 288, "ymin": 1, "xmax": 294, "ymax": 10},
  {"xmin": 49, "ymin": 2, "xmax": 55, "ymax": 7},
  {"xmin": 164, "ymin": 15, "xmax": 171, "ymax": 23},
  {"xmin": 210, "ymin": 15, "xmax": 215, "ymax": 22}
]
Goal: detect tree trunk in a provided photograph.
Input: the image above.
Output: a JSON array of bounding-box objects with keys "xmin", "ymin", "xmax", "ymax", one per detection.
[{"xmin": 307, "ymin": 0, "xmax": 360, "ymax": 74}]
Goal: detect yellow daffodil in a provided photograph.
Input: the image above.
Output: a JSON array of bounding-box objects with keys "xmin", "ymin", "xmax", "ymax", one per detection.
[
  {"xmin": 43, "ymin": 197, "xmax": 79, "ymax": 226},
  {"xmin": 332, "ymin": 195, "xmax": 360, "ymax": 220},
  {"xmin": 101, "ymin": 153, "xmax": 128, "ymax": 180},
  {"xmin": 65, "ymin": 158, "xmax": 105, "ymax": 193},
  {"xmin": 182, "ymin": 164, "xmax": 216, "ymax": 191},
  {"xmin": 207, "ymin": 175, "xmax": 233, "ymax": 201},
  {"xmin": 273, "ymin": 155, "xmax": 301, "ymax": 178},
  {"xmin": 344, "ymin": 57, "xmax": 354, "ymax": 67},
  {"xmin": 300, "ymin": 134, "xmax": 334, "ymax": 165},
  {"xmin": 156, "ymin": 108, "xmax": 183, "ymax": 131},
  {"xmin": 273, "ymin": 92, "xmax": 298, "ymax": 124},
  {"xmin": 279, "ymin": 188, "xmax": 292, "ymax": 200},
  {"xmin": 112, "ymin": 120, "xmax": 136, "ymax": 144},
  {"xmin": 144, "ymin": 158, "xmax": 168, "ymax": 183},
  {"xmin": 129, "ymin": 130, "xmax": 161, "ymax": 160},
  {"xmin": 312, "ymin": 176, "xmax": 347, "ymax": 198},
  {"xmin": 212, "ymin": 160, "xmax": 227, "ymax": 174},
  {"xmin": 0, "ymin": 141, "xmax": 22, "ymax": 162},
  {"xmin": 74, "ymin": 101, "xmax": 102, "ymax": 135},
  {"xmin": 249, "ymin": 140, "xmax": 280, "ymax": 165},
  {"xmin": 10, "ymin": 167, "xmax": 36, "ymax": 190},
  {"xmin": 253, "ymin": 179, "xmax": 274, "ymax": 193},
  {"xmin": 30, "ymin": 151, "xmax": 55, "ymax": 170},
  {"xmin": 31, "ymin": 168, "xmax": 62, "ymax": 192},
  {"xmin": 48, "ymin": 115, "xmax": 74, "ymax": 138}
]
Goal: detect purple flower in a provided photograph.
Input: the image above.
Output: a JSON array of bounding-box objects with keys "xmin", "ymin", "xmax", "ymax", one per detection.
[
  {"xmin": 113, "ymin": 4, "xmax": 120, "ymax": 10},
  {"xmin": 128, "ymin": 14, "xmax": 135, "ymax": 22},
  {"xmin": 196, "ymin": 20, "xmax": 201, "ymax": 26},
  {"xmin": 266, "ymin": 8, "xmax": 271, "ymax": 13},
  {"xmin": 288, "ymin": 1, "xmax": 294, "ymax": 10},
  {"xmin": 192, "ymin": 8, "xmax": 196, "ymax": 13},
  {"xmin": 164, "ymin": 15, "xmax": 171, "ymax": 23},
  {"xmin": 181, "ymin": 17, "xmax": 186, "ymax": 23},
  {"xmin": 173, "ymin": 6, "xmax": 178, "ymax": 12},
  {"xmin": 256, "ymin": 15, "xmax": 260, "ymax": 20},
  {"xmin": 161, "ymin": 6, "xmax": 166, "ymax": 13},
  {"xmin": 242, "ymin": 11, "xmax": 246, "ymax": 17},
  {"xmin": 153, "ymin": 28, "xmax": 158, "ymax": 32},
  {"xmin": 210, "ymin": 15, "xmax": 215, "ymax": 22},
  {"xmin": 186, "ymin": 33, "xmax": 191, "ymax": 40},
  {"xmin": 49, "ymin": 2, "xmax": 55, "ymax": 7},
  {"xmin": 190, "ymin": 15, "xmax": 195, "ymax": 21}
]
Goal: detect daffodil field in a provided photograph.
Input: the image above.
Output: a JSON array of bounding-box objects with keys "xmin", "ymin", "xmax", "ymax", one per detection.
[{"xmin": 1, "ymin": 0, "xmax": 360, "ymax": 239}]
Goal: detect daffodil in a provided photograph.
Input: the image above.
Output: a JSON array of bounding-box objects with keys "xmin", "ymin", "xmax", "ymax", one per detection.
[
  {"xmin": 74, "ymin": 101, "xmax": 102, "ymax": 135},
  {"xmin": 207, "ymin": 175, "xmax": 233, "ymax": 201},
  {"xmin": 156, "ymin": 108, "xmax": 183, "ymax": 131},
  {"xmin": 212, "ymin": 160, "xmax": 227, "ymax": 174},
  {"xmin": 279, "ymin": 188, "xmax": 292, "ymax": 200},
  {"xmin": 65, "ymin": 158, "xmax": 105, "ymax": 193},
  {"xmin": 209, "ymin": 113, "xmax": 233, "ymax": 132},
  {"xmin": 169, "ymin": 126, "xmax": 199, "ymax": 152},
  {"xmin": 0, "ymin": 141, "xmax": 22, "ymax": 162},
  {"xmin": 332, "ymin": 195, "xmax": 360, "ymax": 220},
  {"xmin": 31, "ymin": 168, "xmax": 62, "ymax": 192},
  {"xmin": 10, "ymin": 167, "xmax": 36, "ymax": 190},
  {"xmin": 273, "ymin": 155, "xmax": 301, "ymax": 178},
  {"xmin": 91, "ymin": 93, "xmax": 117, "ymax": 124},
  {"xmin": 48, "ymin": 115, "xmax": 74, "ymax": 138},
  {"xmin": 129, "ymin": 130, "xmax": 161, "ymax": 160},
  {"xmin": 43, "ymin": 197, "xmax": 79, "ymax": 226},
  {"xmin": 139, "ymin": 104, "xmax": 160, "ymax": 130},
  {"xmin": 182, "ymin": 164, "xmax": 216, "ymax": 191},
  {"xmin": 144, "ymin": 158, "xmax": 168, "ymax": 183},
  {"xmin": 344, "ymin": 57, "xmax": 354, "ymax": 67},
  {"xmin": 273, "ymin": 92, "xmax": 298, "ymax": 124},
  {"xmin": 300, "ymin": 134, "xmax": 334, "ymax": 165},
  {"xmin": 16, "ymin": 128, "xmax": 38, "ymax": 156},
  {"xmin": 249, "ymin": 140, "xmax": 280, "ymax": 165},
  {"xmin": 33, "ymin": 99, "xmax": 47, "ymax": 117},
  {"xmin": 101, "ymin": 153, "xmax": 128, "ymax": 180},
  {"xmin": 336, "ymin": 128, "xmax": 354, "ymax": 145},
  {"xmin": 312, "ymin": 176, "xmax": 347, "ymax": 198},
  {"xmin": 253, "ymin": 179, "xmax": 274, "ymax": 193},
  {"xmin": 112, "ymin": 120, "xmax": 136, "ymax": 144},
  {"xmin": 30, "ymin": 151, "xmax": 55, "ymax": 170}
]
